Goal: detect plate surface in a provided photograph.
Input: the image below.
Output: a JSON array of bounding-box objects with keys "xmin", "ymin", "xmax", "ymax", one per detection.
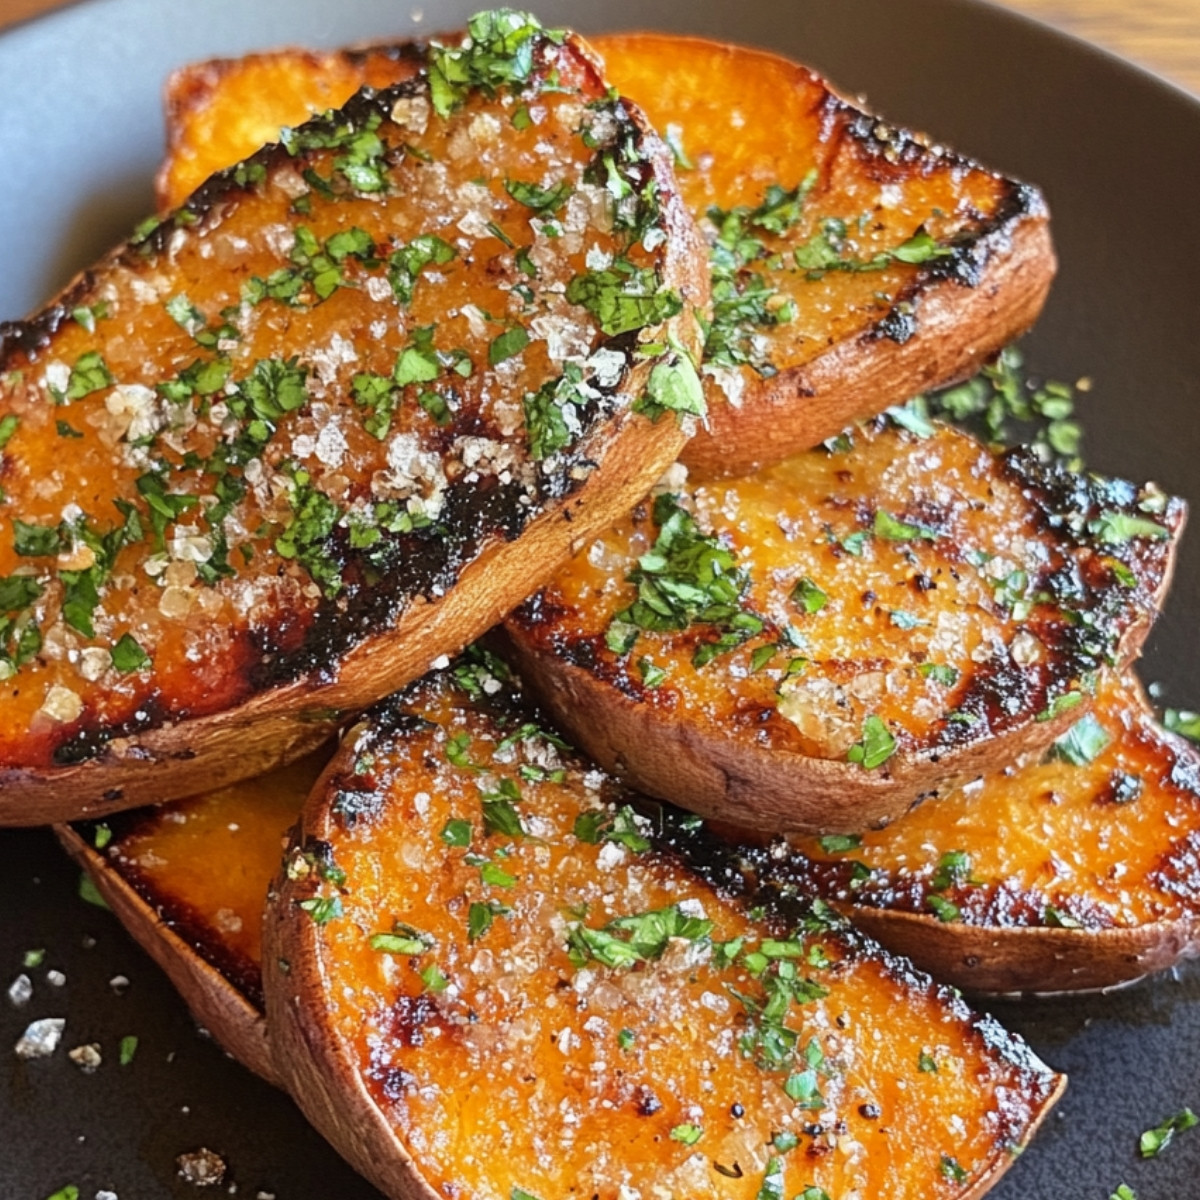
[{"xmin": 2, "ymin": 0, "xmax": 1199, "ymax": 1197}]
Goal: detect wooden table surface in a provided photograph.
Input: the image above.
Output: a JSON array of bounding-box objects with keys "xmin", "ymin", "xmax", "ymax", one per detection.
[{"xmin": 3, "ymin": 0, "xmax": 1199, "ymax": 94}]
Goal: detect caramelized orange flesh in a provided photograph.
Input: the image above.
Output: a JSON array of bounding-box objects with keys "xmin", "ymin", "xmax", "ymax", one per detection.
[
  {"xmin": 270, "ymin": 660, "xmax": 1062, "ymax": 1200},
  {"xmin": 790, "ymin": 673, "xmax": 1200, "ymax": 929},
  {"xmin": 90, "ymin": 746, "xmax": 328, "ymax": 1001},
  {"xmin": 0, "ymin": 27, "xmax": 697, "ymax": 771},
  {"xmin": 158, "ymin": 43, "xmax": 427, "ymax": 208},
  {"xmin": 510, "ymin": 422, "xmax": 1180, "ymax": 766}
]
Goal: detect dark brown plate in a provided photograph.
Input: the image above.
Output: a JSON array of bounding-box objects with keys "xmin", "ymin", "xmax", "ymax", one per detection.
[{"xmin": 2, "ymin": 1, "xmax": 1199, "ymax": 1198}]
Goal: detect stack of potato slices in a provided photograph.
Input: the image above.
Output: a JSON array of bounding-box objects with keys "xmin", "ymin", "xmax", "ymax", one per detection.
[{"xmin": 2, "ymin": 8, "xmax": 1194, "ymax": 1199}]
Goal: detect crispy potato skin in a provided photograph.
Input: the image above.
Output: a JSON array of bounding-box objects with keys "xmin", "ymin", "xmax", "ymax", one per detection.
[
  {"xmin": 0, "ymin": 30, "xmax": 708, "ymax": 824},
  {"xmin": 782, "ymin": 675, "xmax": 1200, "ymax": 992},
  {"xmin": 506, "ymin": 424, "xmax": 1184, "ymax": 834},
  {"xmin": 265, "ymin": 665, "xmax": 1063, "ymax": 1200},
  {"xmin": 157, "ymin": 34, "xmax": 1056, "ymax": 479}
]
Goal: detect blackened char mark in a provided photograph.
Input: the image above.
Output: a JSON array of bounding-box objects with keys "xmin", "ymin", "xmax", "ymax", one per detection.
[
  {"xmin": 50, "ymin": 692, "xmax": 173, "ymax": 767},
  {"xmin": 861, "ymin": 180, "xmax": 1045, "ymax": 344}
]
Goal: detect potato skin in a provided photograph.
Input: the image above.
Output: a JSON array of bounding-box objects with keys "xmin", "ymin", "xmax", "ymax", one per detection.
[
  {"xmin": 56, "ymin": 824, "xmax": 279, "ymax": 1083},
  {"xmin": 777, "ymin": 677, "xmax": 1200, "ymax": 992},
  {"xmin": 503, "ymin": 622, "xmax": 1086, "ymax": 834},
  {"xmin": 0, "ymin": 29, "xmax": 709, "ymax": 825},
  {"xmin": 839, "ymin": 907, "xmax": 1200, "ymax": 995}
]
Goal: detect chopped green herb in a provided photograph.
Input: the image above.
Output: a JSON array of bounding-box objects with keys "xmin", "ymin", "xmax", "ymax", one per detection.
[
  {"xmin": 23, "ymin": 948, "xmax": 46, "ymax": 968},
  {"xmin": 488, "ymin": 324, "xmax": 530, "ymax": 365},
  {"xmin": 919, "ymin": 1049, "xmax": 939, "ymax": 1073},
  {"xmin": 370, "ymin": 924, "xmax": 434, "ymax": 955},
  {"xmin": 637, "ymin": 656, "xmax": 667, "ymax": 688},
  {"xmin": 1140, "ymin": 1108, "xmax": 1198, "ymax": 1158},
  {"xmin": 43, "ymin": 1187, "xmax": 79, "ymax": 1200},
  {"xmin": 118, "ymin": 1034, "xmax": 139, "ymax": 1065},
  {"xmin": 846, "ymin": 715, "xmax": 896, "ymax": 770},
  {"xmin": 771, "ymin": 1131, "xmax": 799, "ymax": 1153},
  {"xmin": 0, "ymin": 414, "xmax": 18, "ymax": 450},
  {"xmin": 419, "ymin": 963, "xmax": 450, "ymax": 993},
  {"xmin": 468, "ymin": 900, "xmax": 510, "ymax": 941},
  {"xmin": 669, "ymin": 1123, "xmax": 704, "ymax": 1146},
  {"xmin": 505, "ymin": 177, "xmax": 573, "ymax": 213},
  {"xmin": 783, "ymin": 1068, "xmax": 823, "ymax": 1108},
  {"xmin": 1088, "ymin": 511, "xmax": 1168, "ymax": 544},
  {"xmin": 1037, "ymin": 691, "xmax": 1085, "ymax": 722},
  {"xmin": 1165, "ymin": 709, "xmax": 1200, "ymax": 743},
  {"xmin": 918, "ymin": 662, "xmax": 960, "ymax": 687},
  {"xmin": 109, "ymin": 633, "xmax": 150, "ymax": 674},
  {"xmin": 930, "ymin": 850, "xmax": 973, "ymax": 891},
  {"xmin": 566, "ymin": 263, "xmax": 682, "ymax": 336},
  {"xmin": 818, "ymin": 834, "xmax": 861, "ymax": 854},
  {"xmin": 1109, "ymin": 1186, "xmax": 1137, "ymax": 1200},
  {"xmin": 55, "ymin": 419, "xmax": 83, "ymax": 439},
  {"xmin": 617, "ymin": 1028, "xmax": 636, "ymax": 1051},
  {"xmin": 567, "ymin": 903, "xmax": 713, "ymax": 970},
  {"xmin": 78, "ymin": 872, "xmax": 109, "ymax": 910},
  {"xmin": 1051, "ymin": 713, "xmax": 1111, "ymax": 766},
  {"xmin": 755, "ymin": 1156, "xmax": 785, "ymax": 1200},
  {"xmin": 298, "ymin": 895, "xmax": 343, "ymax": 924},
  {"xmin": 607, "ymin": 493, "xmax": 763, "ymax": 667},
  {"xmin": 1043, "ymin": 905, "xmax": 1083, "ymax": 929},
  {"xmin": 926, "ymin": 895, "xmax": 961, "ymax": 923},
  {"xmin": 874, "ymin": 509, "xmax": 938, "ymax": 541},
  {"xmin": 940, "ymin": 1154, "xmax": 968, "ymax": 1184},
  {"xmin": 440, "ymin": 818, "xmax": 473, "ymax": 846},
  {"xmin": 388, "ymin": 234, "xmax": 457, "ymax": 304},
  {"xmin": 635, "ymin": 352, "xmax": 705, "ymax": 422},
  {"xmin": 61, "ymin": 351, "xmax": 113, "ymax": 402},
  {"xmin": 480, "ymin": 862, "xmax": 517, "ymax": 888},
  {"xmin": 791, "ymin": 577, "xmax": 828, "ymax": 614},
  {"xmin": 427, "ymin": 11, "xmax": 560, "ymax": 119}
]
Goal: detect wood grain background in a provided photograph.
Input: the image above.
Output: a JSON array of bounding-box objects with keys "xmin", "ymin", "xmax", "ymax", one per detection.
[{"xmin": 3, "ymin": 0, "xmax": 1199, "ymax": 94}]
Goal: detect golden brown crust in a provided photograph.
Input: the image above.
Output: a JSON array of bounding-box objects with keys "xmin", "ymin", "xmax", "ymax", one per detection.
[
  {"xmin": 505, "ymin": 426, "xmax": 1184, "ymax": 835},
  {"xmin": 0, "ymin": 25, "xmax": 708, "ymax": 825},
  {"xmin": 56, "ymin": 824, "xmax": 279, "ymax": 1083},
  {"xmin": 264, "ymin": 662, "xmax": 1064, "ymax": 1200}
]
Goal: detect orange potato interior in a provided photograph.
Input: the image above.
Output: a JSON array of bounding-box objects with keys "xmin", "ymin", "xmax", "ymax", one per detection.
[
  {"xmin": 95, "ymin": 746, "xmax": 328, "ymax": 999},
  {"xmin": 792, "ymin": 672, "xmax": 1200, "ymax": 929}
]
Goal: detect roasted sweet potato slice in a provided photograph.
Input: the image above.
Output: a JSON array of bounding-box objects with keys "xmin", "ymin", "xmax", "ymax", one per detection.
[
  {"xmin": 779, "ymin": 672, "xmax": 1200, "ymax": 992},
  {"xmin": 265, "ymin": 653, "xmax": 1063, "ymax": 1200},
  {"xmin": 0, "ymin": 14, "xmax": 708, "ymax": 824},
  {"xmin": 156, "ymin": 33, "xmax": 1055, "ymax": 478},
  {"xmin": 56, "ymin": 747, "xmax": 331, "ymax": 1082},
  {"xmin": 505, "ymin": 419, "xmax": 1184, "ymax": 834}
]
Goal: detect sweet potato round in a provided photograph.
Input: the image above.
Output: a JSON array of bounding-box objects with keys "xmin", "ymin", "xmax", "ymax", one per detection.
[
  {"xmin": 265, "ymin": 662, "xmax": 1064, "ymax": 1200},
  {"xmin": 0, "ymin": 26, "xmax": 708, "ymax": 824},
  {"xmin": 506, "ymin": 424, "xmax": 1184, "ymax": 835}
]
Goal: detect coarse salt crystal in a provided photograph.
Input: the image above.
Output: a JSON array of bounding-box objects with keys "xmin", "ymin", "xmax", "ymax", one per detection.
[{"xmin": 15, "ymin": 1016, "xmax": 65, "ymax": 1058}]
